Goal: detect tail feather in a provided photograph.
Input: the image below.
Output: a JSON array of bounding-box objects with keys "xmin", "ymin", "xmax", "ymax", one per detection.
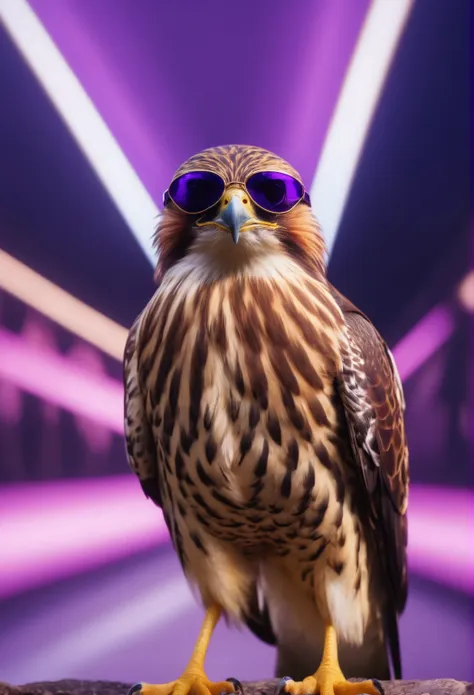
[
  {"xmin": 384, "ymin": 605, "xmax": 403, "ymax": 679},
  {"xmin": 243, "ymin": 583, "xmax": 277, "ymax": 646}
]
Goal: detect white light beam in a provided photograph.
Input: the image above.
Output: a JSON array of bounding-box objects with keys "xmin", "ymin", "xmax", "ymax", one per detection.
[
  {"xmin": 311, "ymin": 0, "xmax": 415, "ymax": 257},
  {"xmin": 0, "ymin": 249, "xmax": 128, "ymax": 360},
  {"xmin": 0, "ymin": 0, "xmax": 158, "ymax": 264}
]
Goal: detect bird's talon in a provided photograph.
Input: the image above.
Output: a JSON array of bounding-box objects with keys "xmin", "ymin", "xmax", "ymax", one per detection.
[
  {"xmin": 275, "ymin": 677, "xmax": 293, "ymax": 695},
  {"xmin": 128, "ymin": 685, "xmax": 143, "ymax": 695},
  {"xmin": 225, "ymin": 678, "xmax": 244, "ymax": 695}
]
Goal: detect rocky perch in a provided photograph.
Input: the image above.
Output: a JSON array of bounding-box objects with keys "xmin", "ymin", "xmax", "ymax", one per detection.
[{"xmin": 0, "ymin": 680, "xmax": 472, "ymax": 695}]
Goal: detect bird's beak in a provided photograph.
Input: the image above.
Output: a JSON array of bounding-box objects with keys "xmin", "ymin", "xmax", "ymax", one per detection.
[{"xmin": 212, "ymin": 191, "xmax": 256, "ymax": 244}]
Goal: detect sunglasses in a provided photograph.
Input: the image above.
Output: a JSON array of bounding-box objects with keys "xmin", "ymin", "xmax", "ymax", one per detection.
[{"xmin": 163, "ymin": 170, "xmax": 311, "ymax": 216}]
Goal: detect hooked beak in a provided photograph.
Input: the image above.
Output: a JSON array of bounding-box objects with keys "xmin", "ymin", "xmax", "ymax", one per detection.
[{"xmin": 213, "ymin": 196, "xmax": 255, "ymax": 244}]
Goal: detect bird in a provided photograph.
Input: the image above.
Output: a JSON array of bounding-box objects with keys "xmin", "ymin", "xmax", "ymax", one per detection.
[{"xmin": 123, "ymin": 144, "xmax": 409, "ymax": 695}]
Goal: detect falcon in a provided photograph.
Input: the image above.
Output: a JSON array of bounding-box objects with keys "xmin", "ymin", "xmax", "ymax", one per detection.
[{"xmin": 124, "ymin": 145, "xmax": 409, "ymax": 695}]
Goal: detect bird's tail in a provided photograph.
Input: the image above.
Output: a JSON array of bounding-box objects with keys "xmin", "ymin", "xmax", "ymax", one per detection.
[{"xmin": 384, "ymin": 604, "xmax": 403, "ymax": 680}]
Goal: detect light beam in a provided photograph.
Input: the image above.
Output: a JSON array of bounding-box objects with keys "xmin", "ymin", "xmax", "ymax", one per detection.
[
  {"xmin": 310, "ymin": 0, "xmax": 414, "ymax": 255},
  {"xmin": 0, "ymin": 249, "xmax": 128, "ymax": 361},
  {"xmin": 0, "ymin": 0, "xmax": 158, "ymax": 263}
]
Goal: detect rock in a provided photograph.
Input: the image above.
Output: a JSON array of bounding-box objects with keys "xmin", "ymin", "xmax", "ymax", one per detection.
[{"xmin": 0, "ymin": 679, "xmax": 472, "ymax": 695}]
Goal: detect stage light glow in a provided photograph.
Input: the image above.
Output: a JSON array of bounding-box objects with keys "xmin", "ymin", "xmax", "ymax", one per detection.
[
  {"xmin": 310, "ymin": 0, "xmax": 414, "ymax": 256},
  {"xmin": 0, "ymin": 476, "xmax": 167, "ymax": 599},
  {"xmin": 0, "ymin": 478, "xmax": 471, "ymax": 599},
  {"xmin": 392, "ymin": 304, "xmax": 455, "ymax": 381},
  {"xmin": 0, "ymin": 0, "xmax": 158, "ymax": 264},
  {"xmin": 0, "ymin": 327, "xmax": 124, "ymax": 433},
  {"xmin": 7, "ymin": 575, "xmax": 195, "ymax": 682},
  {"xmin": 457, "ymin": 271, "xmax": 474, "ymax": 313},
  {"xmin": 0, "ymin": 249, "xmax": 128, "ymax": 360},
  {"xmin": 407, "ymin": 486, "xmax": 474, "ymax": 596}
]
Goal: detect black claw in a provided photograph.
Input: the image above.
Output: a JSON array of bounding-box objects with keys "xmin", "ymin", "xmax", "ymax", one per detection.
[
  {"xmin": 226, "ymin": 678, "xmax": 244, "ymax": 695},
  {"xmin": 371, "ymin": 679, "xmax": 384, "ymax": 695},
  {"xmin": 128, "ymin": 685, "xmax": 142, "ymax": 695},
  {"xmin": 274, "ymin": 677, "xmax": 293, "ymax": 695}
]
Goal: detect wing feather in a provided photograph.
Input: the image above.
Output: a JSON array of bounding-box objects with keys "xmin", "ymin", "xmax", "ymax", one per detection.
[
  {"xmin": 123, "ymin": 314, "xmax": 162, "ymax": 507},
  {"xmin": 330, "ymin": 285, "xmax": 409, "ymax": 678}
]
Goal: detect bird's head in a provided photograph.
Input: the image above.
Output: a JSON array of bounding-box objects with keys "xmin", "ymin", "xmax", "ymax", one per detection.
[{"xmin": 154, "ymin": 145, "xmax": 326, "ymax": 282}]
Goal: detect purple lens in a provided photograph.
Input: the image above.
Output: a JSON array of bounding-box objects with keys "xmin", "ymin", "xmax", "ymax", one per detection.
[
  {"xmin": 246, "ymin": 171, "xmax": 304, "ymax": 213},
  {"xmin": 169, "ymin": 171, "xmax": 225, "ymax": 213}
]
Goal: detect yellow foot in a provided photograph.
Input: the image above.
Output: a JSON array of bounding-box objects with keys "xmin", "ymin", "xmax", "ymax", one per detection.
[
  {"xmin": 128, "ymin": 675, "xmax": 243, "ymax": 695},
  {"xmin": 278, "ymin": 668, "xmax": 384, "ymax": 695}
]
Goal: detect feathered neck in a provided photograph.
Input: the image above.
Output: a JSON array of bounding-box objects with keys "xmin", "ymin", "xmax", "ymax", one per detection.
[{"xmin": 153, "ymin": 204, "xmax": 327, "ymax": 286}]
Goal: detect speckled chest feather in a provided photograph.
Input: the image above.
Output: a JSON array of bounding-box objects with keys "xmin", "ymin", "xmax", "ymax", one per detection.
[{"xmin": 137, "ymin": 267, "xmax": 365, "ymax": 568}]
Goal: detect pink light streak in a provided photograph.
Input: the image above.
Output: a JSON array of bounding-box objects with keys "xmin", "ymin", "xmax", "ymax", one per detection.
[
  {"xmin": 0, "ymin": 476, "xmax": 168, "ymax": 599},
  {"xmin": 0, "ymin": 327, "xmax": 123, "ymax": 433},
  {"xmin": 391, "ymin": 304, "xmax": 455, "ymax": 381},
  {"xmin": 0, "ymin": 478, "xmax": 472, "ymax": 599},
  {"xmin": 0, "ymin": 248, "xmax": 128, "ymax": 360},
  {"xmin": 407, "ymin": 486, "xmax": 474, "ymax": 595}
]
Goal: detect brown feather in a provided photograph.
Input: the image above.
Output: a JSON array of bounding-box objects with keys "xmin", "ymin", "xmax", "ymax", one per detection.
[
  {"xmin": 153, "ymin": 206, "xmax": 193, "ymax": 284},
  {"xmin": 277, "ymin": 203, "xmax": 326, "ymax": 278},
  {"xmin": 172, "ymin": 144, "xmax": 302, "ymax": 184},
  {"xmin": 335, "ymin": 301, "xmax": 409, "ymax": 678}
]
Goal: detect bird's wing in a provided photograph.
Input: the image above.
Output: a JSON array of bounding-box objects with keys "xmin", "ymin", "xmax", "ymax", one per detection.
[
  {"xmin": 330, "ymin": 284, "xmax": 409, "ymax": 678},
  {"xmin": 123, "ymin": 314, "xmax": 163, "ymax": 507}
]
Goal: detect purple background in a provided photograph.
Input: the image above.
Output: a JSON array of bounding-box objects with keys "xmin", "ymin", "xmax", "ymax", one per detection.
[{"xmin": 0, "ymin": 0, "xmax": 471, "ymax": 686}]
